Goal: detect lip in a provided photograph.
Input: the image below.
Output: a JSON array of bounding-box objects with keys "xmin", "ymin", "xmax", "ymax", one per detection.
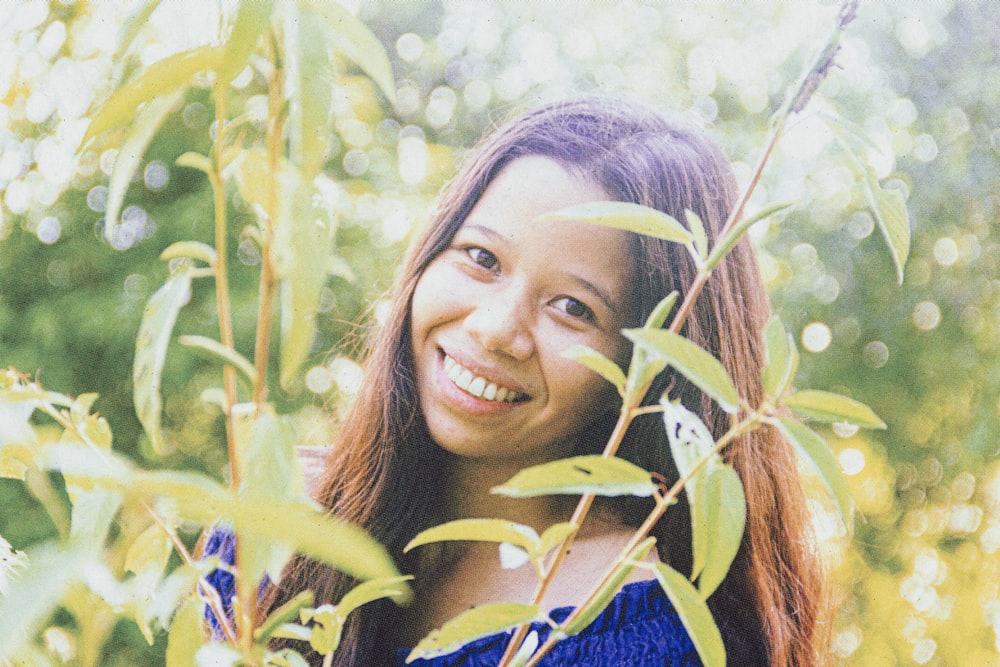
[{"xmin": 432, "ymin": 346, "xmax": 531, "ymax": 414}]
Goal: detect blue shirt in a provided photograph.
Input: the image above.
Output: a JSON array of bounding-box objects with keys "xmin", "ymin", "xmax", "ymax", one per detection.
[{"xmin": 203, "ymin": 527, "xmax": 702, "ymax": 665}]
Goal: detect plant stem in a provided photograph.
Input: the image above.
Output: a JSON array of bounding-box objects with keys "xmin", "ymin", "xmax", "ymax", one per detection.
[
  {"xmin": 499, "ymin": 6, "xmax": 855, "ymax": 662},
  {"xmin": 524, "ymin": 414, "xmax": 764, "ymax": 666},
  {"xmin": 252, "ymin": 39, "xmax": 284, "ymax": 408},
  {"xmin": 210, "ymin": 83, "xmax": 240, "ymax": 490}
]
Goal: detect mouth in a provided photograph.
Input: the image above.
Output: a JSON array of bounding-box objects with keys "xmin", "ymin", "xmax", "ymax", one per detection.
[{"xmin": 443, "ymin": 354, "xmax": 529, "ymax": 403}]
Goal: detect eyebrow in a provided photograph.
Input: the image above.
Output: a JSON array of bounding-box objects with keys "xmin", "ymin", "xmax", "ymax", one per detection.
[{"xmin": 461, "ymin": 223, "xmax": 622, "ymax": 320}]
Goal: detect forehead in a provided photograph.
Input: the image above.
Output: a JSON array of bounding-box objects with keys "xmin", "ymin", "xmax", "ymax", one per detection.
[{"xmin": 461, "ymin": 155, "xmax": 634, "ymax": 293}]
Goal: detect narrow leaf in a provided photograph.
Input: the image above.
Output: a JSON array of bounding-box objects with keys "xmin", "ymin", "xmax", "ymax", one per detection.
[
  {"xmin": 705, "ymin": 200, "xmax": 795, "ymax": 271},
  {"xmin": 661, "ymin": 398, "xmax": 716, "ymax": 581},
  {"xmin": 160, "ymin": 241, "xmax": 217, "ymax": 266},
  {"xmin": 538, "ymin": 522, "xmax": 577, "ymax": 556},
  {"xmin": 774, "ymin": 417, "xmax": 853, "ymax": 529},
  {"xmin": 625, "ymin": 329, "xmax": 739, "ymax": 413},
  {"xmin": 685, "ymin": 209, "xmax": 708, "ymax": 260},
  {"xmin": 125, "ymin": 523, "xmax": 172, "ymax": 580},
  {"xmin": 0, "ymin": 543, "xmax": 88, "ymax": 660},
  {"xmin": 274, "ymin": 167, "xmax": 333, "ymax": 389},
  {"xmin": 237, "ymin": 414, "xmax": 304, "ymax": 584},
  {"xmin": 301, "ymin": 604, "xmax": 343, "ymax": 656},
  {"xmin": 178, "ymin": 335, "xmax": 256, "ymax": 388},
  {"xmin": 134, "ymin": 266, "xmax": 192, "ymax": 455},
  {"xmin": 337, "ymin": 575, "xmax": 414, "ymax": 618},
  {"xmin": 404, "ymin": 519, "xmax": 539, "ymax": 553},
  {"xmin": 861, "ymin": 168, "xmax": 911, "ymax": 284},
  {"xmin": 761, "ymin": 316, "xmax": 798, "ymax": 399},
  {"xmin": 492, "ymin": 455, "xmax": 656, "ymax": 498},
  {"xmin": 288, "ymin": 12, "xmax": 332, "ymax": 180},
  {"xmin": 562, "ymin": 537, "xmax": 655, "ymax": 637},
  {"xmin": 298, "ymin": 0, "xmax": 397, "ymax": 104},
  {"xmin": 407, "ymin": 604, "xmax": 541, "ymax": 662},
  {"xmin": 166, "ymin": 599, "xmax": 205, "ymax": 667},
  {"xmin": 104, "ymin": 90, "xmax": 184, "ymax": 241},
  {"xmin": 624, "ymin": 292, "xmax": 678, "ymax": 398},
  {"xmin": 562, "ymin": 345, "xmax": 626, "ymax": 396},
  {"xmin": 538, "ymin": 201, "xmax": 692, "ymax": 244},
  {"xmin": 217, "ymin": 0, "xmax": 275, "ymax": 86},
  {"xmin": 696, "ymin": 464, "xmax": 745, "ymax": 599},
  {"xmin": 175, "ymin": 151, "xmax": 211, "ymax": 174},
  {"xmin": 652, "ymin": 563, "xmax": 726, "ymax": 667},
  {"xmin": 255, "ymin": 590, "xmax": 315, "ymax": 642},
  {"xmin": 82, "ymin": 46, "xmax": 225, "ymax": 146},
  {"xmin": 785, "ymin": 390, "xmax": 886, "ymax": 429}
]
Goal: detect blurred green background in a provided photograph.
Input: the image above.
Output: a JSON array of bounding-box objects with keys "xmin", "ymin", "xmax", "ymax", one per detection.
[{"xmin": 0, "ymin": 1, "xmax": 998, "ymax": 664}]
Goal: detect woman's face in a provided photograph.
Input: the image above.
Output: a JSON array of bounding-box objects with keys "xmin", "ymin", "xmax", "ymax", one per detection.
[{"xmin": 410, "ymin": 156, "xmax": 633, "ymax": 468}]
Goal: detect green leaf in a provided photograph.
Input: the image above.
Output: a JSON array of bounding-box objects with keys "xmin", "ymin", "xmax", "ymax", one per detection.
[
  {"xmin": 178, "ymin": 335, "xmax": 256, "ymax": 388},
  {"xmin": 861, "ymin": 169, "xmax": 911, "ymax": 284},
  {"xmin": 492, "ymin": 455, "xmax": 656, "ymax": 498},
  {"xmin": 624, "ymin": 292, "xmax": 677, "ymax": 398},
  {"xmin": 104, "ymin": 89, "xmax": 184, "ymax": 242},
  {"xmin": 562, "ymin": 345, "xmax": 626, "ymax": 396},
  {"xmin": 406, "ymin": 603, "xmax": 541, "ymax": 662},
  {"xmin": 298, "ymin": 0, "xmax": 397, "ymax": 105},
  {"xmin": 69, "ymin": 488, "xmax": 122, "ymax": 549},
  {"xmin": 258, "ymin": 160, "xmax": 333, "ymax": 389},
  {"xmin": 652, "ymin": 563, "xmax": 726, "ymax": 667},
  {"xmin": 288, "ymin": 12, "xmax": 332, "ymax": 180},
  {"xmin": 785, "ymin": 390, "xmax": 886, "ymax": 429},
  {"xmin": 160, "ymin": 241, "xmax": 217, "ymax": 266},
  {"xmin": 661, "ymin": 398, "xmax": 716, "ymax": 581},
  {"xmin": 237, "ymin": 413, "xmax": 304, "ymax": 584},
  {"xmin": 175, "ymin": 151, "xmax": 212, "ymax": 174},
  {"xmin": 217, "ymin": 0, "xmax": 275, "ymax": 86},
  {"xmin": 538, "ymin": 201, "xmax": 692, "ymax": 244},
  {"xmin": 255, "ymin": 590, "xmax": 315, "ymax": 642},
  {"xmin": 301, "ymin": 604, "xmax": 343, "ymax": 655},
  {"xmin": 625, "ymin": 329, "xmax": 739, "ymax": 413},
  {"xmin": 125, "ymin": 523, "xmax": 172, "ymax": 581},
  {"xmin": 265, "ymin": 648, "xmax": 311, "ymax": 667},
  {"xmin": 337, "ymin": 575, "xmax": 414, "ymax": 619},
  {"xmin": 114, "ymin": 1, "xmax": 164, "ymax": 63},
  {"xmin": 773, "ymin": 417, "xmax": 853, "ymax": 530},
  {"xmin": 133, "ymin": 266, "xmax": 192, "ymax": 455},
  {"xmin": 761, "ymin": 316, "xmax": 798, "ymax": 399},
  {"xmin": 562, "ymin": 537, "xmax": 655, "ymax": 637},
  {"xmin": 166, "ymin": 599, "xmax": 205, "ymax": 667},
  {"xmin": 696, "ymin": 464, "xmax": 745, "ymax": 599},
  {"xmin": 538, "ymin": 522, "xmax": 577, "ymax": 556},
  {"xmin": 705, "ymin": 200, "xmax": 795, "ymax": 271},
  {"xmin": 0, "ymin": 542, "xmax": 89, "ymax": 660},
  {"xmin": 82, "ymin": 45, "xmax": 225, "ymax": 147},
  {"xmin": 824, "ymin": 112, "xmax": 911, "ymax": 285},
  {"xmin": 685, "ymin": 209, "xmax": 708, "ymax": 260},
  {"xmin": 404, "ymin": 519, "xmax": 539, "ymax": 553}
]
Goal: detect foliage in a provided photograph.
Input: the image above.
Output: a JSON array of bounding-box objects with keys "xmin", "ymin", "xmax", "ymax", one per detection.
[{"xmin": 0, "ymin": 1, "xmax": 996, "ymax": 665}]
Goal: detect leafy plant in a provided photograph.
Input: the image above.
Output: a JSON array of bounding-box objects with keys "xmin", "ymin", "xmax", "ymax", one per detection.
[{"xmin": 0, "ymin": 0, "xmax": 911, "ymax": 666}]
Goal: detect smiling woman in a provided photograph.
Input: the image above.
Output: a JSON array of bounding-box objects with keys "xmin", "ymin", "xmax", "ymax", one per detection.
[{"xmin": 205, "ymin": 96, "xmax": 822, "ymax": 666}]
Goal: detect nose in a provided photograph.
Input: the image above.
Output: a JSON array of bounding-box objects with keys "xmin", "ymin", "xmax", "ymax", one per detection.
[{"xmin": 463, "ymin": 285, "xmax": 534, "ymax": 361}]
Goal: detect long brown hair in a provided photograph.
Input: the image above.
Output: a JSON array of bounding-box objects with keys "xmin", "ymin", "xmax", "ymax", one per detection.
[{"xmin": 263, "ymin": 96, "xmax": 823, "ymax": 666}]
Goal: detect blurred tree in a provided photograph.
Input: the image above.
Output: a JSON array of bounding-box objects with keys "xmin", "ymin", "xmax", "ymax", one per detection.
[{"xmin": 0, "ymin": 0, "xmax": 997, "ymax": 664}]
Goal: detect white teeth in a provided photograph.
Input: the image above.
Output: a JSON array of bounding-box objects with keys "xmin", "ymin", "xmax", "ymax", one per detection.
[
  {"xmin": 483, "ymin": 383, "xmax": 498, "ymax": 400},
  {"xmin": 443, "ymin": 354, "xmax": 523, "ymax": 403},
  {"xmin": 468, "ymin": 376, "xmax": 487, "ymax": 397}
]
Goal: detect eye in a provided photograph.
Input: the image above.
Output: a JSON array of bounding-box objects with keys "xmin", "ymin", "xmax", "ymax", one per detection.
[
  {"xmin": 466, "ymin": 246, "xmax": 499, "ymax": 271},
  {"xmin": 553, "ymin": 296, "xmax": 594, "ymax": 321}
]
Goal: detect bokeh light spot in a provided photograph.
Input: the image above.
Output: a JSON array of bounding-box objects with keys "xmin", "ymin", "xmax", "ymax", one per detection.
[
  {"xmin": 912, "ymin": 301, "xmax": 941, "ymax": 331},
  {"xmin": 862, "ymin": 341, "xmax": 889, "ymax": 368},
  {"xmin": 802, "ymin": 322, "xmax": 832, "ymax": 353},
  {"xmin": 933, "ymin": 237, "xmax": 959, "ymax": 266},
  {"xmin": 35, "ymin": 216, "xmax": 61, "ymax": 244},
  {"xmin": 839, "ymin": 448, "xmax": 865, "ymax": 476}
]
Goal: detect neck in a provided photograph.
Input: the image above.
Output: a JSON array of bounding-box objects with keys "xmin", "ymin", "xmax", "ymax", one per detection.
[{"xmin": 445, "ymin": 455, "xmax": 574, "ymax": 533}]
